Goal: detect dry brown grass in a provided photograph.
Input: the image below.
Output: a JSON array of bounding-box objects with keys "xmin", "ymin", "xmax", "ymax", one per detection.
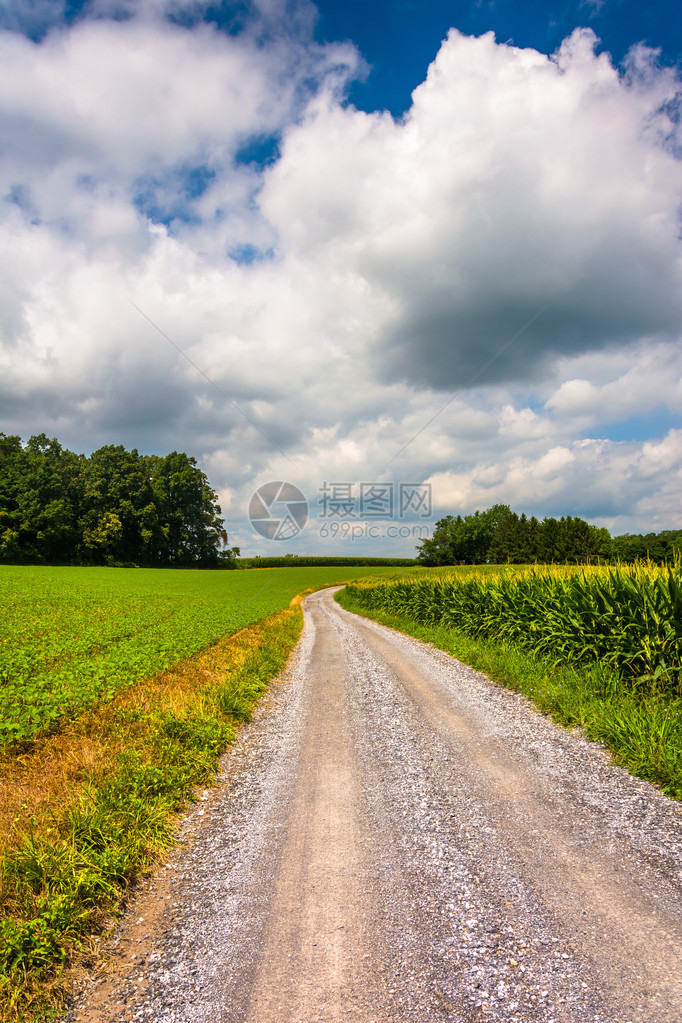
[
  {"xmin": 0, "ymin": 605, "xmax": 301, "ymax": 855},
  {"xmin": 0, "ymin": 589, "xmax": 309, "ymax": 1023}
]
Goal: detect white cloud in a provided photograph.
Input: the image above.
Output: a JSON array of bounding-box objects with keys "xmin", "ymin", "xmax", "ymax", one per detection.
[
  {"xmin": 639, "ymin": 430, "xmax": 682, "ymax": 478},
  {"xmin": 546, "ymin": 379, "xmax": 600, "ymax": 416},
  {"xmin": 1, "ymin": 9, "xmax": 681, "ymax": 549},
  {"xmin": 0, "ymin": 12, "xmax": 359, "ymax": 253},
  {"xmin": 545, "ymin": 341, "xmax": 682, "ymax": 423},
  {"xmin": 262, "ymin": 27, "xmax": 682, "ymax": 390},
  {"xmin": 426, "ymin": 430, "xmax": 682, "ymax": 533}
]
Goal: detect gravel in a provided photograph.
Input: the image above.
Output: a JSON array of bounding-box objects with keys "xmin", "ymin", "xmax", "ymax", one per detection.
[{"xmin": 67, "ymin": 588, "xmax": 682, "ymax": 1023}]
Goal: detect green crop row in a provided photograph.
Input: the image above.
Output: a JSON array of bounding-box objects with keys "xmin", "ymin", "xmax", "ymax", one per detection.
[
  {"xmin": 0, "ymin": 604, "xmax": 305, "ymax": 1023},
  {"xmin": 344, "ymin": 562, "xmax": 682, "ymax": 695},
  {"xmin": 0, "ymin": 564, "xmax": 398, "ymax": 746}
]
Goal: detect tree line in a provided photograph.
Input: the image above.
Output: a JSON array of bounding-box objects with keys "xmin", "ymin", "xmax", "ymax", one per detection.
[
  {"xmin": 239, "ymin": 556, "xmax": 418, "ymax": 568},
  {"xmin": 0, "ymin": 434, "xmax": 237, "ymax": 567},
  {"xmin": 611, "ymin": 530, "xmax": 682, "ymax": 564},
  {"xmin": 416, "ymin": 504, "xmax": 682, "ymax": 566},
  {"xmin": 2, "ymin": 435, "xmax": 680, "ymax": 569}
]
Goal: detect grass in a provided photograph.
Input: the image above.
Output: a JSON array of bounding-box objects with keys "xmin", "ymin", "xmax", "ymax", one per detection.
[
  {"xmin": 1, "ymin": 567, "xmax": 377, "ymax": 1022},
  {"xmin": 0, "ymin": 564, "xmax": 399, "ymax": 744},
  {"xmin": 336, "ymin": 589, "xmax": 682, "ymax": 800},
  {"xmin": 0, "ymin": 564, "xmax": 400, "ymax": 1020},
  {"xmin": 7, "ymin": 559, "xmax": 680, "ymax": 1017}
]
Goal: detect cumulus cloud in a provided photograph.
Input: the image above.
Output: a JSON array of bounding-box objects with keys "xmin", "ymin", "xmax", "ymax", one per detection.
[
  {"xmin": 545, "ymin": 341, "xmax": 682, "ymax": 423},
  {"xmin": 1, "ymin": 7, "xmax": 681, "ymax": 548},
  {"xmin": 0, "ymin": 11, "xmax": 359, "ymax": 248},
  {"xmin": 262, "ymin": 28, "xmax": 682, "ymax": 390},
  {"xmin": 426, "ymin": 429, "xmax": 682, "ymax": 533}
]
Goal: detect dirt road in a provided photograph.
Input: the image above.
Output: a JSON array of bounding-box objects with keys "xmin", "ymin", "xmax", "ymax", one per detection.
[{"xmin": 69, "ymin": 587, "xmax": 682, "ymax": 1023}]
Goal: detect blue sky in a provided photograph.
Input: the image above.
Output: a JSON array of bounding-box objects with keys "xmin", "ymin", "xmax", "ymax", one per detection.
[
  {"xmin": 314, "ymin": 0, "xmax": 682, "ymax": 115},
  {"xmin": 1, "ymin": 0, "xmax": 681, "ymax": 553}
]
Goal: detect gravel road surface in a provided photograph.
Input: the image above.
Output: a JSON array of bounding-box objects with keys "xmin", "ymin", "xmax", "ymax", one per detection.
[{"xmin": 67, "ymin": 587, "xmax": 682, "ymax": 1023}]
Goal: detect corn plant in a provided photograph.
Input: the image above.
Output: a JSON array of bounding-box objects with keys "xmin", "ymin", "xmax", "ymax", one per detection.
[{"xmin": 345, "ymin": 562, "xmax": 682, "ymax": 695}]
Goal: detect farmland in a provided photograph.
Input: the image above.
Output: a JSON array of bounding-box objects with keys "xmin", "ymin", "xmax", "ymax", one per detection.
[
  {"xmin": 343, "ymin": 561, "xmax": 682, "ymax": 693},
  {"xmin": 2, "ymin": 560, "xmax": 681, "ymax": 1022},
  {"xmin": 0, "ymin": 564, "xmax": 401, "ymax": 746},
  {"xmin": 339, "ymin": 561, "xmax": 682, "ymax": 798},
  {"xmin": 1, "ymin": 562, "xmax": 410, "ymax": 1020}
]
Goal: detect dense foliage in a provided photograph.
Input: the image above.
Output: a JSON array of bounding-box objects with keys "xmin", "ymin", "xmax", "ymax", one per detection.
[
  {"xmin": 612, "ymin": 529, "xmax": 682, "ymax": 563},
  {"xmin": 0, "ymin": 434, "xmax": 230, "ymax": 567},
  {"xmin": 345, "ymin": 563, "xmax": 682, "ymax": 695},
  {"xmin": 417, "ymin": 503, "xmax": 612, "ymax": 565}
]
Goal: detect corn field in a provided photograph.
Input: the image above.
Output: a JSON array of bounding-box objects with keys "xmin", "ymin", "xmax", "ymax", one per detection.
[{"xmin": 345, "ymin": 563, "xmax": 682, "ymax": 695}]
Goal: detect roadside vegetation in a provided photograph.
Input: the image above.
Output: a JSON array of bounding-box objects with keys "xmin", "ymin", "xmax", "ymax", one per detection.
[
  {"xmin": 0, "ymin": 564, "xmax": 398, "ymax": 1021},
  {"xmin": 0, "ymin": 605, "xmax": 301, "ymax": 1021},
  {"xmin": 338, "ymin": 562, "xmax": 682, "ymax": 799},
  {"xmin": 0, "ymin": 564, "xmax": 398, "ymax": 745}
]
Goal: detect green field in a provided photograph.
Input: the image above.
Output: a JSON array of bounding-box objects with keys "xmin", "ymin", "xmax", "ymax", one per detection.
[
  {"xmin": 0, "ymin": 564, "xmax": 398, "ymax": 745},
  {"xmin": 2, "ymin": 560, "xmax": 681, "ymax": 1018}
]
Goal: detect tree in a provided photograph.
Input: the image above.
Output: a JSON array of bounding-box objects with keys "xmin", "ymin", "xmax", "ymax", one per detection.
[
  {"xmin": 417, "ymin": 504, "xmax": 513, "ymax": 564},
  {"xmin": 0, "ymin": 436, "xmax": 227, "ymax": 567},
  {"xmin": 417, "ymin": 515, "xmax": 462, "ymax": 565},
  {"xmin": 417, "ymin": 504, "xmax": 613, "ymax": 566},
  {"xmin": 148, "ymin": 451, "xmax": 224, "ymax": 566},
  {"xmin": 80, "ymin": 445, "xmax": 154, "ymax": 564},
  {"xmin": 218, "ymin": 529, "xmax": 241, "ymax": 568},
  {"xmin": 0, "ymin": 434, "xmax": 24, "ymax": 560},
  {"xmin": 0, "ymin": 433, "xmax": 84, "ymax": 562},
  {"xmin": 82, "ymin": 511, "xmax": 123, "ymax": 558},
  {"xmin": 612, "ymin": 530, "xmax": 682, "ymax": 563}
]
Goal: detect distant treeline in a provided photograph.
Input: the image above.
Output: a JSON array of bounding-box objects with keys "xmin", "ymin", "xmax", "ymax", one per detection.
[
  {"xmin": 238, "ymin": 556, "xmax": 418, "ymax": 569},
  {"xmin": 611, "ymin": 531, "xmax": 682, "ymax": 564},
  {"xmin": 0, "ymin": 434, "xmax": 233, "ymax": 567},
  {"xmin": 3, "ymin": 435, "xmax": 680, "ymax": 570},
  {"xmin": 417, "ymin": 504, "xmax": 682, "ymax": 566}
]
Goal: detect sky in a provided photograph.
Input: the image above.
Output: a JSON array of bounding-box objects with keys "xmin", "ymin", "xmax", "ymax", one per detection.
[{"xmin": 1, "ymin": 0, "xmax": 681, "ymax": 555}]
